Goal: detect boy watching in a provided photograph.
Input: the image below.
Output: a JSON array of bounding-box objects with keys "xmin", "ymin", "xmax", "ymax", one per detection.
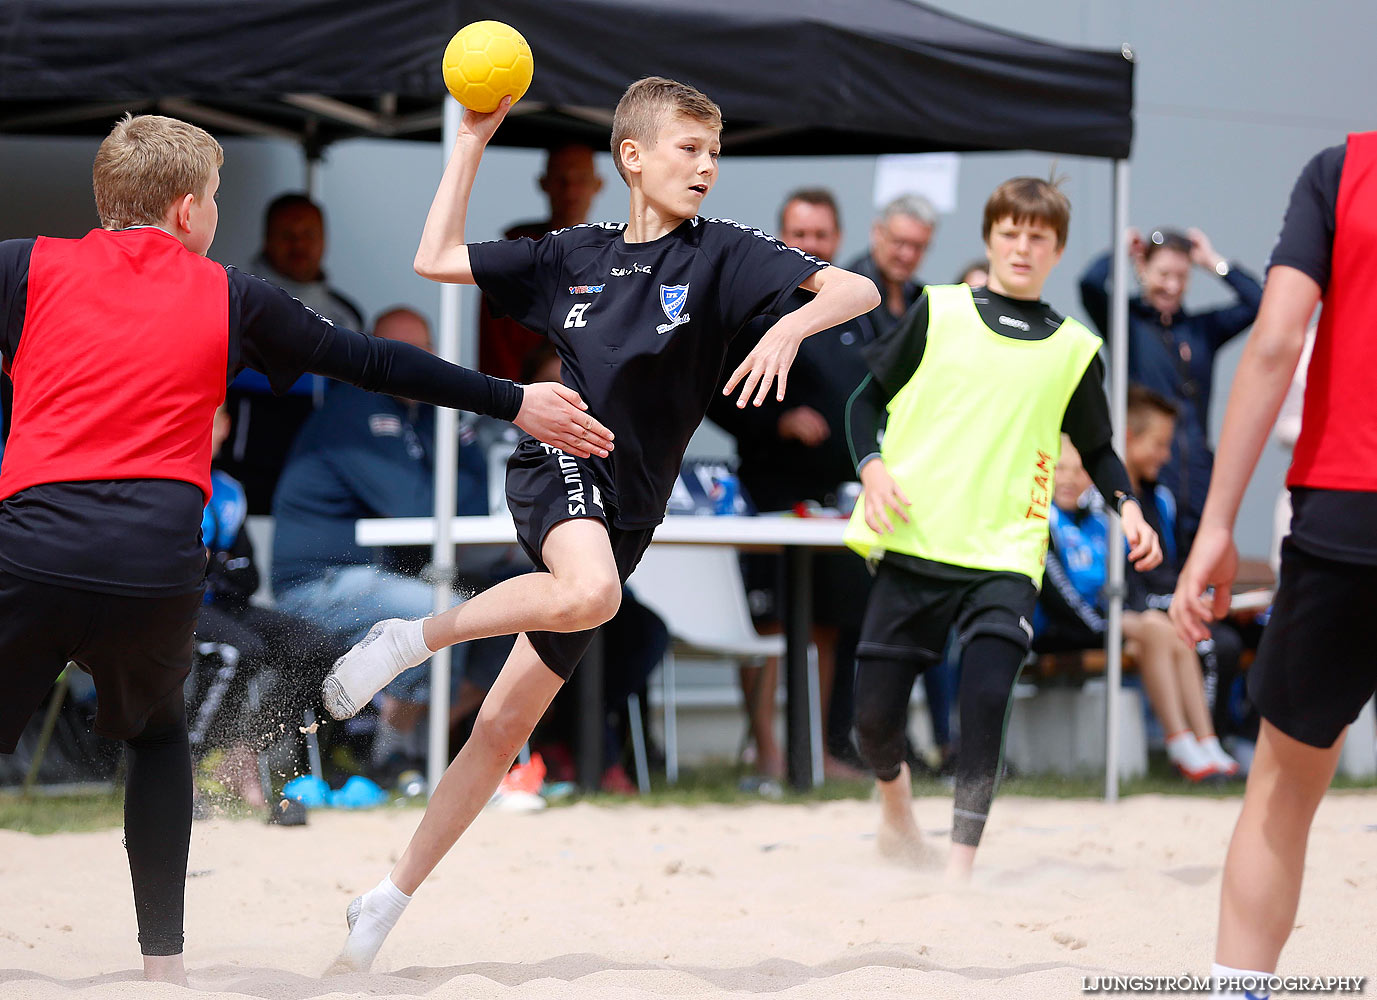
[
  {"xmin": 321, "ymin": 76, "xmax": 878, "ymax": 971},
  {"xmin": 1122, "ymin": 385, "xmax": 1246, "ymax": 752},
  {"xmin": 842, "ymin": 177, "xmax": 1161, "ymax": 880},
  {"xmin": 0, "ymin": 114, "xmax": 606, "ymax": 984}
]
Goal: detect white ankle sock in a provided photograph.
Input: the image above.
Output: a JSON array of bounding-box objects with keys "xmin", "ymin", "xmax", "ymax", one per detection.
[
  {"xmin": 1212, "ymin": 962, "xmax": 1272, "ymax": 998},
  {"xmin": 333, "ymin": 619, "xmax": 432, "ymax": 709},
  {"xmin": 337, "ymin": 875, "xmax": 412, "ymax": 972},
  {"xmin": 1199, "ymin": 735, "xmax": 1239, "ymax": 772},
  {"xmin": 1166, "ymin": 731, "xmax": 1214, "ymax": 776}
]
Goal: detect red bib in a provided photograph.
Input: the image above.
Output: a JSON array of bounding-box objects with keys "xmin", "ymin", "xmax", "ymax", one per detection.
[
  {"xmin": 0, "ymin": 227, "xmax": 228, "ymax": 502},
  {"xmin": 1289, "ymin": 131, "xmax": 1377, "ymax": 491}
]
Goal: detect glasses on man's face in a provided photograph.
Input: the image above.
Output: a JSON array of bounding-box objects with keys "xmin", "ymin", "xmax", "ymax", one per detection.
[{"xmin": 879, "ymin": 226, "xmax": 930, "ymax": 255}]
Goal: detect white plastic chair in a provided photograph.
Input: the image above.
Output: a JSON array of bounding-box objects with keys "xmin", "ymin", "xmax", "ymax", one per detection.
[{"xmin": 627, "ymin": 545, "xmax": 821, "ymax": 785}]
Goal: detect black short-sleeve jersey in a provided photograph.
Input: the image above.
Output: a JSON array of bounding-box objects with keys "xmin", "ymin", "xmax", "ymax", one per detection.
[
  {"xmin": 471, "ymin": 217, "xmax": 826, "ymax": 527},
  {"xmin": 1268, "ymin": 144, "xmax": 1345, "ymax": 291}
]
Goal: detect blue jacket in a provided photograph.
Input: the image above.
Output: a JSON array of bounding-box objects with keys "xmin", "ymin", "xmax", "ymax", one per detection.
[
  {"xmin": 1079, "ymin": 251, "xmax": 1261, "ymax": 545},
  {"xmin": 202, "ymin": 468, "xmax": 258, "ymax": 607},
  {"xmin": 1037, "ymin": 498, "xmax": 1112, "ymax": 635},
  {"xmin": 270, "ymin": 385, "xmax": 486, "ymax": 592}
]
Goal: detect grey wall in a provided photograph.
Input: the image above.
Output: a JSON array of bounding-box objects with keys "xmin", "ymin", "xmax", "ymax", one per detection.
[{"xmin": 3, "ymin": 0, "xmax": 1374, "ymax": 558}]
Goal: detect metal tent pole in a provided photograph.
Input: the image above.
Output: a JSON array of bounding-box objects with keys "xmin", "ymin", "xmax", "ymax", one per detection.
[
  {"xmin": 1105, "ymin": 158, "xmax": 1131, "ymax": 803},
  {"xmin": 426, "ymin": 99, "xmax": 463, "ymax": 797}
]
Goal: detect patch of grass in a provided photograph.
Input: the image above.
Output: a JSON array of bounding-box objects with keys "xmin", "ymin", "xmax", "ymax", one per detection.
[{"xmin": 0, "ymin": 789, "xmax": 124, "ymax": 834}]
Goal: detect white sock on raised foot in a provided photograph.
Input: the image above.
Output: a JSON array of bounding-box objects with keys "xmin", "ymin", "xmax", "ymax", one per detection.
[
  {"xmin": 1199, "ymin": 735, "xmax": 1240, "ymax": 775},
  {"xmin": 1212, "ymin": 961, "xmax": 1272, "ymax": 999},
  {"xmin": 333, "ymin": 875, "xmax": 412, "ymax": 973},
  {"xmin": 1166, "ymin": 731, "xmax": 1215, "ymax": 779},
  {"xmin": 321, "ymin": 619, "xmax": 432, "ymax": 720}
]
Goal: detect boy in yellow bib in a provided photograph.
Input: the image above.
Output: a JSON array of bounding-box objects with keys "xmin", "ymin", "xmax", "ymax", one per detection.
[{"xmin": 843, "ymin": 178, "xmax": 1161, "ymax": 879}]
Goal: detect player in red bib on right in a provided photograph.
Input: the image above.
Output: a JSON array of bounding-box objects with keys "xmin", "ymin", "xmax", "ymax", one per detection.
[{"xmin": 1172, "ymin": 133, "xmax": 1377, "ymax": 1000}]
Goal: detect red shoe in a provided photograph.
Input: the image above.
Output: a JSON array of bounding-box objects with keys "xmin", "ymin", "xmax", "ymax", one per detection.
[
  {"xmin": 489, "ymin": 753, "xmax": 547, "ymax": 812},
  {"xmin": 599, "ymin": 763, "xmax": 638, "ymax": 796}
]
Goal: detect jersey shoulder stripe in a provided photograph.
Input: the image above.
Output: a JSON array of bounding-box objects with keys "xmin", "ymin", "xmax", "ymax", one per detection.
[{"xmin": 701, "ymin": 217, "xmax": 828, "ymax": 268}]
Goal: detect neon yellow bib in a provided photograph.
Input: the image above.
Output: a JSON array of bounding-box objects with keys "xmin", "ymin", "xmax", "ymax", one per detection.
[{"xmin": 844, "ymin": 283, "xmax": 1102, "ymax": 584}]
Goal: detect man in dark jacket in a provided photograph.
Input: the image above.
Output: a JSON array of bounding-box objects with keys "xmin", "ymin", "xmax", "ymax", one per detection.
[{"xmin": 1080, "ymin": 227, "xmax": 1262, "ymax": 553}]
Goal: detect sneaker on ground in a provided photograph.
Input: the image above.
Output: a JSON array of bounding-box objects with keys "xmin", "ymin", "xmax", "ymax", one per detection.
[{"xmin": 488, "ymin": 753, "xmax": 547, "ymax": 813}]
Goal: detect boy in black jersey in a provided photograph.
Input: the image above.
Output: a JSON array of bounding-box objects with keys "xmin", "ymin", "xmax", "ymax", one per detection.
[
  {"xmin": 322, "ymin": 77, "xmax": 879, "ymax": 971},
  {"xmin": 0, "ymin": 114, "xmax": 607, "ymax": 985},
  {"xmin": 842, "ymin": 177, "xmax": 1161, "ymax": 880}
]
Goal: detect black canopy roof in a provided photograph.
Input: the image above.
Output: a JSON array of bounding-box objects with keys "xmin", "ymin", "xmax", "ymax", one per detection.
[{"xmin": 0, "ymin": 0, "xmax": 1133, "ymax": 158}]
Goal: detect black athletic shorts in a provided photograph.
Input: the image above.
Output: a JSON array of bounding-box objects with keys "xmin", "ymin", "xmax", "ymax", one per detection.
[
  {"xmin": 0, "ymin": 569, "xmax": 202, "ymax": 752},
  {"xmin": 856, "ymin": 559, "xmax": 1037, "ymax": 665},
  {"xmin": 506, "ymin": 438, "xmax": 656, "ymax": 679},
  {"xmin": 1248, "ymin": 538, "xmax": 1377, "ymax": 749}
]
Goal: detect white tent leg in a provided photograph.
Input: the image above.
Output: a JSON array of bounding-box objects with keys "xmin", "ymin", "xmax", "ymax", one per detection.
[
  {"xmin": 426, "ymin": 99, "xmax": 463, "ymax": 798},
  {"xmin": 1105, "ymin": 158, "xmax": 1131, "ymax": 804}
]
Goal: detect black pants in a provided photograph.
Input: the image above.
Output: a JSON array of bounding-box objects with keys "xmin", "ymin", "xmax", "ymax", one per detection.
[
  {"xmin": 852, "ymin": 562, "xmax": 1036, "ymax": 848},
  {"xmin": 0, "ymin": 570, "xmax": 198, "ymax": 955}
]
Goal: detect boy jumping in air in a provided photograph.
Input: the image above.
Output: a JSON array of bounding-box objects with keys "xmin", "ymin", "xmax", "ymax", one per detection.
[
  {"xmin": 322, "ymin": 76, "xmax": 878, "ymax": 971},
  {"xmin": 0, "ymin": 114, "xmax": 605, "ymax": 984},
  {"xmin": 843, "ymin": 177, "xmax": 1161, "ymax": 880}
]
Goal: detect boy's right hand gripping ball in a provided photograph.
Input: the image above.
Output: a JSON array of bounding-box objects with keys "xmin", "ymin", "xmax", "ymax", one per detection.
[{"xmin": 442, "ymin": 21, "xmax": 533, "ymax": 113}]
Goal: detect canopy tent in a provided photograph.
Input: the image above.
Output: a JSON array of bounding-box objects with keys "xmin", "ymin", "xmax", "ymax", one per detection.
[
  {"xmin": 2, "ymin": 0, "xmax": 1131, "ymax": 157},
  {"xmin": 0, "ymin": 0, "xmax": 1137, "ymax": 798}
]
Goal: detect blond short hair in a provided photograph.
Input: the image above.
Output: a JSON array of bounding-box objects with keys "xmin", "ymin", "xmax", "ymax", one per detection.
[
  {"xmin": 609, "ymin": 76, "xmax": 722, "ymax": 185},
  {"xmin": 92, "ymin": 114, "xmax": 224, "ymax": 230}
]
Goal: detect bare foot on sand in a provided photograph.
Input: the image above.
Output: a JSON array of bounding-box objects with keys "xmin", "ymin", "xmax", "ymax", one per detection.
[
  {"xmin": 877, "ymin": 817, "xmax": 934, "ymax": 867},
  {"xmin": 143, "ymin": 954, "xmax": 188, "ymax": 986}
]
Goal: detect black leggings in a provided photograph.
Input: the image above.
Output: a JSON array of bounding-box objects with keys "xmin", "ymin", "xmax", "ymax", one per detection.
[
  {"xmin": 124, "ymin": 687, "xmax": 192, "ymax": 956},
  {"xmin": 855, "ymin": 635, "xmax": 1025, "ymax": 847}
]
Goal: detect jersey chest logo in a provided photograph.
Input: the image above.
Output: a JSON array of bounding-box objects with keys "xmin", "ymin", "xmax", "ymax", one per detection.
[{"xmin": 656, "ymin": 283, "xmax": 691, "ymax": 335}]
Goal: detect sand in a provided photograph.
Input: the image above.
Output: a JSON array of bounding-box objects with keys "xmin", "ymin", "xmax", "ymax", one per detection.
[{"xmin": 0, "ymin": 793, "xmax": 1372, "ymax": 999}]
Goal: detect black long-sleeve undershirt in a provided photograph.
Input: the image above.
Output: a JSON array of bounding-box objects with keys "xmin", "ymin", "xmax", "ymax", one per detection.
[
  {"xmin": 228, "ymin": 267, "xmax": 524, "ymax": 422},
  {"xmin": 843, "ymin": 286, "xmax": 1134, "ymax": 508}
]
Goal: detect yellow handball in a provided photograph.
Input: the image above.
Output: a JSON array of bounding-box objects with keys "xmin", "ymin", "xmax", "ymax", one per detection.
[{"xmin": 442, "ymin": 21, "xmax": 533, "ymax": 113}]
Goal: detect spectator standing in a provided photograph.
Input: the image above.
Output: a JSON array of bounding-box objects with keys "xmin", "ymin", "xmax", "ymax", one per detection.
[
  {"xmin": 271, "ymin": 308, "xmax": 500, "ymax": 773},
  {"xmin": 221, "ymin": 193, "xmax": 365, "ymax": 511},
  {"xmin": 845, "ymin": 194, "xmax": 937, "ymax": 341},
  {"xmin": 479, "ymin": 145, "xmax": 604, "ymax": 381},
  {"xmin": 708, "ymin": 187, "xmax": 871, "ymax": 779},
  {"xmin": 1080, "ymin": 227, "xmax": 1262, "ymax": 553}
]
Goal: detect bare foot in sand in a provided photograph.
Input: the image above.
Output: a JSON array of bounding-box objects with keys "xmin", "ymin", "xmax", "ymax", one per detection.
[
  {"xmin": 143, "ymin": 954, "xmax": 188, "ymax": 986},
  {"xmin": 877, "ymin": 816, "xmax": 933, "ymax": 867},
  {"xmin": 874, "ymin": 762, "xmax": 933, "ymax": 867},
  {"xmin": 945, "ymin": 842, "xmax": 976, "ymax": 883}
]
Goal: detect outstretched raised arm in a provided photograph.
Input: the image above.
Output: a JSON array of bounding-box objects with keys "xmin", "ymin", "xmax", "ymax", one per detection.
[{"xmin": 413, "ymin": 98, "xmax": 514, "ymax": 284}]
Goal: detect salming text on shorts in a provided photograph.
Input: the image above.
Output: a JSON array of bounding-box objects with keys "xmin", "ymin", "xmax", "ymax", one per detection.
[
  {"xmin": 856, "ymin": 560, "xmax": 1037, "ymax": 664},
  {"xmin": 1248, "ymin": 538, "xmax": 1377, "ymax": 748},
  {"xmin": 0, "ymin": 569, "xmax": 202, "ymax": 752},
  {"xmin": 506, "ymin": 437, "xmax": 656, "ymax": 679}
]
